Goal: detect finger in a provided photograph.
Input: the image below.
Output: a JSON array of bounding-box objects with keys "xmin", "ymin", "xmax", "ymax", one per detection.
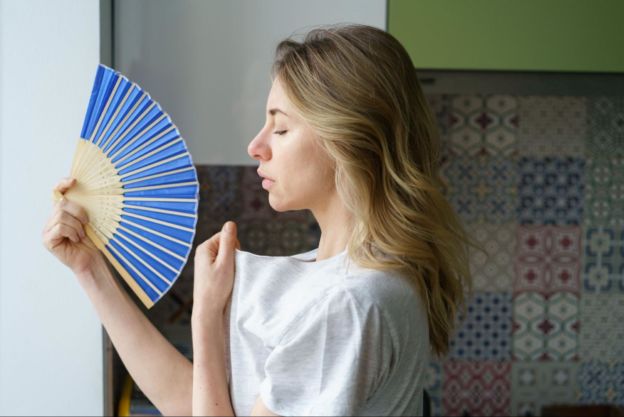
[
  {"xmin": 57, "ymin": 198, "xmax": 89, "ymax": 225},
  {"xmin": 45, "ymin": 223, "xmax": 81, "ymax": 247},
  {"xmin": 216, "ymin": 221, "xmax": 237, "ymax": 265},
  {"xmin": 195, "ymin": 232, "xmax": 221, "ymax": 263},
  {"xmin": 44, "ymin": 208, "xmax": 86, "ymax": 236},
  {"xmin": 53, "ymin": 177, "xmax": 77, "ymax": 195}
]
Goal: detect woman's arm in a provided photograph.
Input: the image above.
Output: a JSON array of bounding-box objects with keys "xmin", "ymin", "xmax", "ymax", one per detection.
[
  {"xmin": 192, "ymin": 311, "xmax": 234, "ymax": 416},
  {"xmin": 78, "ymin": 257, "xmax": 192, "ymax": 416}
]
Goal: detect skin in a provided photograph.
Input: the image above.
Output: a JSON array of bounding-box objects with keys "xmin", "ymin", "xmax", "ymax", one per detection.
[
  {"xmin": 42, "ymin": 76, "xmax": 352, "ymax": 416},
  {"xmin": 247, "ymin": 77, "xmax": 354, "ymax": 261}
]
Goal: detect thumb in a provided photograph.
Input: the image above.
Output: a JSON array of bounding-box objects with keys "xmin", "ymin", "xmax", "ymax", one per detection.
[{"xmin": 216, "ymin": 221, "xmax": 237, "ymax": 264}]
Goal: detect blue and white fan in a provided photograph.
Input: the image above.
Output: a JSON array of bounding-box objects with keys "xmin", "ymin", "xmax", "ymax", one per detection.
[{"xmin": 55, "ymin": 64, "xmax": 199, "ymax": 308}]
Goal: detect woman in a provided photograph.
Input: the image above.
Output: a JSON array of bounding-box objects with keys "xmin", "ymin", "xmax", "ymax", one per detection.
[{"xmin": 42, "ymin": 24, "xmax": 474, "ymax": 416}]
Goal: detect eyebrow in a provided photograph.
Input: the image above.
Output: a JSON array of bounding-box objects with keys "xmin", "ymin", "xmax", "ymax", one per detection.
[{"xmin": 268, "ymin": 108, "xmax": 288, "ymax": 117}]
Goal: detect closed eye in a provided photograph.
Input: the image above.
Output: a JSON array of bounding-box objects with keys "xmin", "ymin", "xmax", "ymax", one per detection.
[{"xmin": 273, "ymin": 130, "xmax": 288, "ymax": 135}]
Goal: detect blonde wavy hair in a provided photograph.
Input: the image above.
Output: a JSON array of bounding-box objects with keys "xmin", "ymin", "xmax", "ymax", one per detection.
[{"xmin": 272, "ymin": 24, "xmax": 480, "ymax": 357}]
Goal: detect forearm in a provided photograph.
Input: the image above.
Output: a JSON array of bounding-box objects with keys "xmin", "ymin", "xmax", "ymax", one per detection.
[
  {"xmin": 78, "ymin": 258, "xmax": 192, "ymax": 416},
  {"xmin": 192, "ymin": 312, "xmax": 234, "ymax": 416}
]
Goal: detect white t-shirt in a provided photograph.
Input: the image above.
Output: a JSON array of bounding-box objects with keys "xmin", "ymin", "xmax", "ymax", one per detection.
[{"xmin": 225, "ymin": 246, "xmax": 429, "ymax": 416}]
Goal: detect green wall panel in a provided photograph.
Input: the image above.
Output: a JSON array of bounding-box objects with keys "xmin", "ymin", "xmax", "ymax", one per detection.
[{"xmin": 388, "ymin": 0, "xmax": 624, "ymax": 73}]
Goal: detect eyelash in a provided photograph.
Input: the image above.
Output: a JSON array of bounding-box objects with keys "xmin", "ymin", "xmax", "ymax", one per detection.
[{"xmin": 273, "ymin": 130, "xmax": 288, "ymax": 135}]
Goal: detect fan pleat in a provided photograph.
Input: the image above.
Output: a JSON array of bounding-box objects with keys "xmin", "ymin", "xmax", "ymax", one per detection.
[
  {"xmin": 123, "ymin": 199, "xmax": 197, "ymax": 214},
  {"xmin": 111, "ymin": 235, "xmax": 175, "ymax": 285},
  {"xmin": 83, "ymin": 69, "xmax": 116, "ymax": 139},
  {"xmin": 100, "ymin": 88, "xmax": 144, "ymax": 152},
  {"xmin": 121, "ymin": 214, "xmax": 194, "ymax": 242},
  {"xmin": 112, "ymin": 127, "xmax": 178, "ymax": 167},
  {"xmin": 65, "ymin": 64, "xmax": 199, "ymax": 308},
  {"xmin": 120, "ymin": 154, "xmax": 192, "ymax": 181},
  {"xmin": 122, "ymin": 207, "xmax": 196, "ymax": 228},
  {"xmin": 108, "ymin": 104, "xmax": 163, "ymax": 159},
  {"xmin": 116, "ymin": 225, "xmax": 186, "ymax": 263},
  {"xmin": 123, "ymin": 167, "xmax": 196, "ymax": 188},
  {"xmin": 123, "ymin": 182, "xmax": 198, "ymax": 196},
  {"xmin": 116, "ymin": 228, "xmax": 184, "ymax": 271},
  {"xmin": 80, "ymin": 66, "xmax": 105, "ymax": 138},
  {"xmin": 107, "ymin": 242, "xmax": 161, "ymax": 301},
  {"xmin": 105, "ymin": 98, "xmax": 154, "ymax": 156},
  {"xmin": 116, "ymin": 140, "xmax": 187, "ymax": 173},
  {"xmin": 110, "ymin": 121, "xmax": 175, "ymax": 166},
  {"xmin": 119, "ymin": 221, "xmax": 190, "ymax": 256},
  {"xmin": 94, "ymin": 80, "xmax": 133, "ymax": 146}
]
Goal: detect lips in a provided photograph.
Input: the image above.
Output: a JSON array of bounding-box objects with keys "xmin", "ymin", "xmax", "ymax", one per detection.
[{"xmin": 257, "ymin": 169, "xmax": 274, "ymax": 181}]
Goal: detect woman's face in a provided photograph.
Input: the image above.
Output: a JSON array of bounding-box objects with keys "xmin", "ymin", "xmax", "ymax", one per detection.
[{"xmin": 247, "ymin": 77, "xmax": 335, "ymax": 213}]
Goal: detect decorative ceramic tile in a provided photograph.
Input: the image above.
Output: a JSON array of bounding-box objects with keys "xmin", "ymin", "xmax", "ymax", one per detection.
[
  {"xmin": 578, "ymin": 361, "xmax": 624, "ymax": 406},
  {"xmin": 424, "ymin": 360, "xmax": 442, "ymax": 417},
  {"xmin": 449, "ymin": 292, "xmax": 512, "ymax": 360},
  {"xmin": 582, "ymin": 226, "xmax": 624, "ymax": 293},
  {"xmin": 517, "ymin": 157, "xmax": 585, "ymax": 225},
  {"xmin": 511, "ymin": 362, "xmax": 580, "ymax": 416},
  {"xmin": 237, "ymin": 217, "xmax": 319, "ymax": 256},
  {"xmin": 586, "ymin": 97, "xmax": 624, "ymax": 158},
  {"xmin": 440, "ymin": 154, "xmax": 517, "ymax": 224},
  {"xmin": 425, "ymin": 94, "xmax": 449, "ymax": 135},
  {"xmin": 579, "ymin": 294, "xmax": 624, "ymax": 361},
  {"xmin": 517, "ymin": 96, "xmax": 586, "ymax": 157},
  {"xmin": 585, "ymin": 157, "xmax": 624, "ymax": 227},
  {"xmin": 447, "ymin": 95, "xmax": 518, "ymax": 157},
  {"xmin": 442, "ymin": 360, "xmax": 511, "ymax": 417},
  {"xmin": 466, "ymin": 223, "xmax": 515, "ymax": 291},
  {"xmin": 512, "ymin": 292, "xmax": 579, "ymax": 361},
  {"xmin": 196, "ymin": 165, "xmax": 243, "ymax": 220},
  {"xmin": 514, "ymin": 226, "xmax": 582, "ymax": 295}
]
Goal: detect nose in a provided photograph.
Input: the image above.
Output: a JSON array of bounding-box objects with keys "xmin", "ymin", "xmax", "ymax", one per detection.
[{"xmin": 247, "ymin": 124, "xmax": 272, "ymax": 162}]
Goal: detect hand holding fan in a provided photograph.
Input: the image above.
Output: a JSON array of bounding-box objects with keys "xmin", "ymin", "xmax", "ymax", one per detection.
[{"xmin": 54, "ymin": 64, "xmax": 199, "ymax": 308}]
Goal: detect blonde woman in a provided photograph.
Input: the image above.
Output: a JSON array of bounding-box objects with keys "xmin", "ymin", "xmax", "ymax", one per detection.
[{"xmin": 42, "ymin": 24, "xmax": 474, "ymax": 416}]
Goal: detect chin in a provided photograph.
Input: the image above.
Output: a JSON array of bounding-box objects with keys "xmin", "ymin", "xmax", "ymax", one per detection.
[{"xmin": 267, "ymin": 194, "xmax": 304, "ymax": 213}]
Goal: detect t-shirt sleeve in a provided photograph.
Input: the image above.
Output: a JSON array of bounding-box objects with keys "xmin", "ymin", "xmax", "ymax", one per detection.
[{"xmin": 258, "ymin": 287, "xmax": 396, "ymax": 416}]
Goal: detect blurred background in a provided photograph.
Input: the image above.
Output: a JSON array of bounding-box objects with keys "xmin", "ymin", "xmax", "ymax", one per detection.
[{"xmin": 0, "ymin": 0, "xmax": 623, "ymax": 416}]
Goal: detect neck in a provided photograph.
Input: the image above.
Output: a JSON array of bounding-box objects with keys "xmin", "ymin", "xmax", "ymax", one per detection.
[{"xmin": 311, "ymin": 196, "xmax": 353, "ymax": 261}]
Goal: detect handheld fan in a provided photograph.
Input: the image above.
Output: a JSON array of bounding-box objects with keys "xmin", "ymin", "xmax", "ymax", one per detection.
[{"xmin": 54, "ymin": 64, "xmax": 199, "ymax": 309}]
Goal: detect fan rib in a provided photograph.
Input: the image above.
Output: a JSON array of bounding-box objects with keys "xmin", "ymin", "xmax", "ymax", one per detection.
[
  {"xmin": 123, "ymin": 203, "xmax": 196, "ymax": 219},
  {"xmin": 102, "ymin": 93, "xmax": 149, "ymax": 156},
  {"xmin": 94, "ymin": 80, "xmax": 132, "ymax": 148},
  {"xmin": 122, "ymin": 211, "xmax": 195, "ymax": 233},
  {"xmin": 84, "ymin": 225, "xmax": 154, "ymax": 308},
  {"xmin": 118, "ymin": 152, "xmax": 188, "ymax": 180},
  {"xmin": 111, "ymin": 236, "xmax": 173, "ymax": 285},
  {"xmin": 75, "ymin": 76, "xmax": 120, "ymax": 179},
  {"xmin": 91, "ymin": 76, "xmax": 123, "ymax": 145},
  {"xmin": 122, "ymin": 166, "xmax": 195, "ymax": 187},
  {"xmin": 121, "ymin": 218, "xmax": 191, "ymax": 248},
  {"xmin": 125, "ymin": 197, "xmax": 196, "ymax": 203},
  {"xmin": 117, "ymin": 225, "xmax": 186, "ymax": 262},
  {"xmin": 115, "ymin": 232, "xmax": 179, "ymax": 275},
  {"xmin": 112, "ymin": 122, "xmax": 174, "ymax": 167},
  {"xmin": 107, "ymin": 242, "xmax": 163, "ymax": 296},
  {"xmin": 99, "ymin": 85, "xmax": 139, "ymax": 151},
  {"xmin": 109, "ymin": 114, "xmax": 169, "ymax": 164},
  {"xmin": 105, "ymin": 101, "xmax": 157, "ymax": 159},
  {"xmin": 116, "ymin": 138, "xmax": 183, "ymax": 172},
  {"xmin": 124, "ymin": 181, "xmax": 198, "ymax": 194}
]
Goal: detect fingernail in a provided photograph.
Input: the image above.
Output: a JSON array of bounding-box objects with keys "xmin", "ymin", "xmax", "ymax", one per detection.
[{"xmin": 224, "ymin": 221, "xmax": 234, "ymax": 232}]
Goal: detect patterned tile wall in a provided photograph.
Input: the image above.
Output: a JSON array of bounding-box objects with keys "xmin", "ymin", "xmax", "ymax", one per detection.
[{"xmin": 144, "ymin": 94, "xmax": 624, "ymax": 417}]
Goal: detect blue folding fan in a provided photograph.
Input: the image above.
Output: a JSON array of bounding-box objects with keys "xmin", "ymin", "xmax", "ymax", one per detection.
[{"xmin": 54, "ymin": 64, "xmax": 199, "ymax": 308}]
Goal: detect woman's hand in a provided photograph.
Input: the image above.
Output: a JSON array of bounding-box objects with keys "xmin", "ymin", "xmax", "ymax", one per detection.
[
  {"xmin": 192, "ymin": 221, "xmax": 240, "ymax": 322},
  {"xmin": 42, "ymin": 177, "xmax": 104, "ymax": 277}
]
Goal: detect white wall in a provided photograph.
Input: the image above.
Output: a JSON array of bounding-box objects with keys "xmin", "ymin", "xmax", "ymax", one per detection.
[
  {"xmin": 0, "ymin": 0, "xmax": 104, "ymax": 415},
  {"xmin": 115, "ymin": 0, "xmax": 387, "ymax": 165}
]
